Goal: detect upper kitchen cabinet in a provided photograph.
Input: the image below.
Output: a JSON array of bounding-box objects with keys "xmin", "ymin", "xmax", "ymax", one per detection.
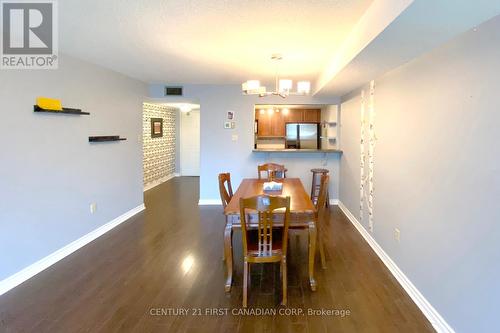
[
  {"xmin": 272, "ymin": 111, "xmax": 285, "ymax": 136},
  {"xmin": 255, "ymin": 110, "xmax": 285, "ymax": 137},
  {"xmin": 284, "ymin": 109, "xmax": 321, "ymax": 123},
  {"xmin": 302, "ymin": 109, "xmax": 321, "ymax": 122},
  {"xmin": 284, "ymin": 109, "xmax": 303, "ymax": 123}
]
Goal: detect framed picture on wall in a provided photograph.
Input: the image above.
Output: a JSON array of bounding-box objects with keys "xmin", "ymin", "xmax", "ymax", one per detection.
[{"xmin": 151, "ymin": 118, "xmax": 163, "ymax": 138}]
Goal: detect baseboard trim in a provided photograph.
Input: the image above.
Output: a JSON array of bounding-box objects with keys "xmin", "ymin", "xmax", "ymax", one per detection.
[
  {"xmin": 0, "ymin": 204, "xmax": 145, "ymax": 296},
  {"xmin": 198, "ymin": 199, "xmax": 222, "ymax": 205},
  {"xmin": 143, "ymin": 173, "xmax": 179, "ymax": 192},
  {"xmin": 337, "ymin": 201, "xmax": 454, "ymax": 333}
]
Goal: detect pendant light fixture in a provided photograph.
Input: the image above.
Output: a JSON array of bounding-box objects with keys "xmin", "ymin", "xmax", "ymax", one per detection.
[{"xmin": 242, "ymin": 54, "xmax": 311, "ymax": 98}]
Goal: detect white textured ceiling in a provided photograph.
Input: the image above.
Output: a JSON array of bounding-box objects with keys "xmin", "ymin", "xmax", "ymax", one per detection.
[
  {"xmin": 59, "ymin": 0, "xmax": 373, "ymax": 85},
  {"xmin": 315, "ymin": 0, "xmax": 500, "ymax": 96}
]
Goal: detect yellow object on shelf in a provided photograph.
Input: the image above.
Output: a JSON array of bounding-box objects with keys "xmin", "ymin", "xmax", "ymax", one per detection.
[{"xmin": 36, "ymin": 97, "xmax": 63, "ymax": 111}]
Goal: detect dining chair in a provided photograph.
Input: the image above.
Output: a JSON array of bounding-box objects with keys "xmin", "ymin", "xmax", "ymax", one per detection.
[
  {"xmin": 257, "ymin": 163, "xmax": 287, "ymax": 180},
  {"xmin": 239, "ymin": 195, "xmax": 291, "ymax": 307},
  {"xmin": 218, "ymin": 173, "xmax": 233, "ymax": 261},
  {"xmin": 218, "ymin": 173, "xmax": 233, "ymax": 208},
  {"xmin": 315, "ymin": 174, "xmax": 330, "ymax": 269}
]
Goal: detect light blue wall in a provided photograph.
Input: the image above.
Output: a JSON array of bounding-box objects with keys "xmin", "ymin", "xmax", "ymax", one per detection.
[
  {"xmin": 0, "ymin": 54, "xmax": 147, "ymax": 280},
  {"xmin": 149, "ymin": 84, "xmax": 341, "ymax": 202},
  {"xmin": 339, "ymin": 15, "xmax": 500, "ymax": 333}
]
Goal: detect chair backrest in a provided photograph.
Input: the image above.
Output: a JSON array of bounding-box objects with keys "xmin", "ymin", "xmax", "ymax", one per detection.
[
  {"xmin": 218, "ymin": 173, "xmax": 233, "ymax": 208},
  {"xmin": 239, "ymin": 195, "xmax": 290, "ymax": 258},
  {"xmin": 315, "ymin": 174, "xmax": 330, "ymax": 218},
  {"xmin": 257, "ymin": 163, "xmax": 286, "ymax": 180}
]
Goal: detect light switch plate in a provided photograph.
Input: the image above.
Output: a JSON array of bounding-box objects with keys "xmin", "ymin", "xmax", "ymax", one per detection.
[
  {"xmin": 90, "ymin": 203, "xmax": 97, "ymax": 214},
  {"xmin": 394, "ymin": 228, "xmax": 400, "ymax": 243},
  {"xmin": 231, "ymin": 134, "xmax": 238, "ymax": 141}
]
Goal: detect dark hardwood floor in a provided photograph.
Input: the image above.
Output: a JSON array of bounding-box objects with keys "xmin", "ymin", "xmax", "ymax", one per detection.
[{"xmin": 0, "ymin": 177, "xmax": 434, "ymax": 332}]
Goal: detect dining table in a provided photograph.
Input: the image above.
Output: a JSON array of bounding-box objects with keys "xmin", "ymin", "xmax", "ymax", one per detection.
[{"xmin": 223, "ymin": 178, "xmax": 318, "ymax": 292}]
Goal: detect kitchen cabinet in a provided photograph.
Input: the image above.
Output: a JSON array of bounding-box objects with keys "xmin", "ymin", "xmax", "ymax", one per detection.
[
  {"xmin": 272, "ymin": 111, "xmax": 285, "ymax": 136},
  {"xmin": 255, "ymin": 108, "xmax": 320, "ymax": 137},
  {"xmin": 302, "ymin": 109, "xmax": 321, "ymax": 122},
  {"xmin": 256, "ymin": 110, "xmax": 285, "ymax": 137},
  {"xmin": 284, "ymin": 109, "xmax": 303, "ymax": 123},
  {"xmin": 284, "ymin": 109, "xmax": 321, "ymax": 123}
]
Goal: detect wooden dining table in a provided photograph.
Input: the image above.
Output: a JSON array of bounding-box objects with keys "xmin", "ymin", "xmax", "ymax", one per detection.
[{"xmin": 223, "ymin": 178, "xmax": 317, "ymax": 292}]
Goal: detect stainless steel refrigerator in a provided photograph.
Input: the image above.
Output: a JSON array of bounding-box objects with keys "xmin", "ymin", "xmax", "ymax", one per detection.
[{"xmin": 285, "ymin": 123, "xmax": 320, "ymax": 149}]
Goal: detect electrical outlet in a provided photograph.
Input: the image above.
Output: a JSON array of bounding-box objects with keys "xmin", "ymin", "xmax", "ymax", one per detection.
[
  {"xmin": 231, "ymin": 134, "xmax": 238, "ymax": 141},
  {"xmin": 394, "ymin": 228, "xmax": 400, "ymax": 243},
  {"xmin": 369, "ymin": 221, "xmax": 373, "ymax": 232},
  {"xmin": 90, "ymin": 203, "xmax": 97, "ymax": 214}
]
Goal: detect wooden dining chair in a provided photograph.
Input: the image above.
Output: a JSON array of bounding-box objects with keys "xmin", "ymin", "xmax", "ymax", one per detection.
[
  {"xmin": 257, "ymin": 163, "xmax": 287, "ymax": 180},
  {"xmin": 218, "ymin": 173, "xmax": 233, "ymax": 208},
  {"xmin": 239, "ymin": 195, "xmax": 291, "ymax": 307},
  {"xmin": 219, "ymin": 173, "xmax": 233, "ymax": 261},
  {"xmin": 315, "ymin": 174, "xmax": 330, "ymax": 269}
]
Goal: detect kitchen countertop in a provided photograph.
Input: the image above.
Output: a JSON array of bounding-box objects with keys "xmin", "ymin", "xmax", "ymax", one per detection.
[{"xmin": 252, "ymin": 148, "xmax": 343, "ymax": 154}]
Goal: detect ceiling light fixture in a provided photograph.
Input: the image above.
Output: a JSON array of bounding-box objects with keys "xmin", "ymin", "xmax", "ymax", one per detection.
[
  {"xmin": 179, "ymin": 104, "xmax": 192, "ymax": 113},
  {"xmin": 242, "ymin": 54, "xmax": 311, "ymax": 98}
]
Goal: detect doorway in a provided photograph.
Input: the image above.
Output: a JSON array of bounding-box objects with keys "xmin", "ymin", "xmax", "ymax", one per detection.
[{"xmin": 180, "ymin": 109, "xmax": 200, "ymax": 176}]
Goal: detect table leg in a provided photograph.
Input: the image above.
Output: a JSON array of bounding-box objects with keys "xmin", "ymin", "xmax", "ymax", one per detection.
[
  {"xmin": 224, "ymin": 220, "xmax": 233, "ymax": 292},
  {"xmin": 308, "ymin": 220, "xmax": 317, "ymax": 291}
]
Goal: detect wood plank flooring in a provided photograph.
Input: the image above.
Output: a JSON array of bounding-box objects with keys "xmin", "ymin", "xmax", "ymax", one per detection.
[{"xmin": 0, "ymin": 177, "xmax": 435, "ymax": 332}]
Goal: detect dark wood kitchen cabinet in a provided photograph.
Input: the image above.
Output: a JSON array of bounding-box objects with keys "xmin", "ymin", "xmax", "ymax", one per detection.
[
  {"xmin": 302, "ymin": 109, "xmax": 321, "ymax": 122},
  {"xmin": 255, "ymin": 111, "xmax": 285, "ymax": 137},
  {"xmin": 255, "ymin": 108, "xmax": 321, "ymax": 137},
  {"xmin": 272, "ymin": 111, "xmax": 285, "ymax": 136},
  {"xmin": 284, "ymin": 109, "xmax": 303, "ymax": 123},
  {"xmin": 284, "ymin": 109, "xmax": 321, "ymax": 123}
]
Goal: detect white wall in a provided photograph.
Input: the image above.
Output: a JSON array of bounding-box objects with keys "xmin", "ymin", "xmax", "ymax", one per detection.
[
  {"xmin": 149, "ymin": 85, "xmax": 341, "ymax": 202},
  {"xmin": 339, "ymin": 15, "xmax": 500, "ymax": 332},
  {"xmin": 180, "ymin": 109, "xmax": 200, "ymax": 176},
  {"xmin": 0, "ymin": 53, "xmax": 147, "ymax": 280}
]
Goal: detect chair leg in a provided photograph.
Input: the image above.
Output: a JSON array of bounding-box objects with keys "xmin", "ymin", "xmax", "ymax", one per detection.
[
  {"xmin": 281, "ymin": 258, "xmax": 287, "ymax": 306},
  {"xmin": 248, "ymin": 263, "xmax": 251, "ymax": 287},
  {"xmin": 243, "ymin": 260, "xmax": 248, "ymax": 308}
]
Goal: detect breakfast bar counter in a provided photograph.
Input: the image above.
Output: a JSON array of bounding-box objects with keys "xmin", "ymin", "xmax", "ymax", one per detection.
[{"xmin": 252, "ymin": 148, "xmax": 342, "ymax": 154}]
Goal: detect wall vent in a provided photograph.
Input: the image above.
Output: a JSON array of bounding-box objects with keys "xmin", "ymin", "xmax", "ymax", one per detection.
[{"xmin": 165, "ymin": 86, "xmax": 183, "ymax": 96}]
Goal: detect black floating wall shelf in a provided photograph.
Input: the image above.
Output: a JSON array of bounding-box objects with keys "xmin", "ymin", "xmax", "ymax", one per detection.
[
  {"xmin": 34, "ymin": 105, "xmax": 90, "ymax": 115},
  {"xmin": 89, "ymin": 136, "xmax": 127, "ymax": 143}
]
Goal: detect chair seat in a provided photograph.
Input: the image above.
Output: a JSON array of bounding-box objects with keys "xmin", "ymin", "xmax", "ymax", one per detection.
[{"xmin": 247, "ymin": 229, "xmax": 283, "ymax": 253}]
